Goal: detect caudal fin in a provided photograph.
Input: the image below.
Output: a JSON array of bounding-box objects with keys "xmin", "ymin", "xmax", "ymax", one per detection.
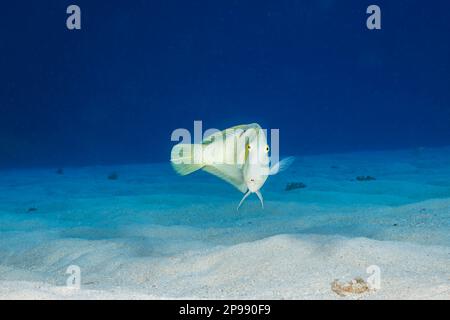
[{"xmin": 170, "ymin": 144, "xmax": 204, "ymax": 175}]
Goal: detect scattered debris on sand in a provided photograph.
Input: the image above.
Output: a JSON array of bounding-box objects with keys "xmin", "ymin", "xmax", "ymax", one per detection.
[
  {"xmin": 108, "ymin": 172, "xmax": 119, "ymax": 180},
  {"xmin": 285, "ymin": 182, "xmax": 307, "ymax": 191},
  {"xmin": 331, "ymin": 277, "xmax": 371, "ymax": 297},
  {"xmin": 356, "ymin": 176, "xmax": 376, "ymax": 181}
]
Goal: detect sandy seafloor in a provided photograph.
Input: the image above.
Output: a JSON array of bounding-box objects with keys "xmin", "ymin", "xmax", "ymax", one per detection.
[{"xmin": 0, "ymin": 147, "xmax": 449, "ymax": 300}]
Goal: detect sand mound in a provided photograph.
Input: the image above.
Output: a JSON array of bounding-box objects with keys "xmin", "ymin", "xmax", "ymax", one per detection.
[{"xmin": 1, "ymin": 234, "xmax": 448, "ymax": 299}]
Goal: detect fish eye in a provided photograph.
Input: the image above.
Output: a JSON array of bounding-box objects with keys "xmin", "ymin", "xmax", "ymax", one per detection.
[
  {"xmin": 247, "ymin": 144, "xmax": 251, "ymax": 150},
  {"xmin": 265, "ymin": 145, "xmax": 270, "ymax": 153}
]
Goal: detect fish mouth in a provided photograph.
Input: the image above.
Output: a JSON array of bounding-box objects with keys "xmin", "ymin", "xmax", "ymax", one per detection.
[{"xmin": 246, "ymin": 179, "xmax": 261, "ymax": 191}]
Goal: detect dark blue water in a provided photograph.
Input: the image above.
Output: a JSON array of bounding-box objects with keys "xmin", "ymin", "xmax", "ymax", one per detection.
[{"xmin": 1, "ymin": 0, "xmax": 449, "ymax": 168}]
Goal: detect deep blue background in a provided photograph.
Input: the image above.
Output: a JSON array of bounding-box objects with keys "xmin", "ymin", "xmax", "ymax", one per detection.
[{"xmin": 1, "ymin": 0, "xmax": 449, "ymax": 168}]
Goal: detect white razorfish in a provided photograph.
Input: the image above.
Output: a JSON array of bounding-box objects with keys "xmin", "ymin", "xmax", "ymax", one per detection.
[{"xmin": 170, "ymin": 123, "xmax": 294, "ymax": 210}]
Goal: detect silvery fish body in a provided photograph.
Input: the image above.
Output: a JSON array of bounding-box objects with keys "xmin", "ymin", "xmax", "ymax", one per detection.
[{"xmin": 171, "ymin": 123, "xmax": 294, "ymax": 209}]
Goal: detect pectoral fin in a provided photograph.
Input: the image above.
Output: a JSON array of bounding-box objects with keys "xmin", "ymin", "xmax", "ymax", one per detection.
[{"xmin": 269, "ymin": 156, "xmax": 295, "ymax": 175}]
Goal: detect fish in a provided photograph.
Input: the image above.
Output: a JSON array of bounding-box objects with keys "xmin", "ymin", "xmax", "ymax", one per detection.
[{"xmin": 170, "ymin": 123, "xmax": 295, "ymax": 210}]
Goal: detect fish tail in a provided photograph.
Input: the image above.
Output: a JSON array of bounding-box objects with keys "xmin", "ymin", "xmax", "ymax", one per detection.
[{"xmin": 170, "ymin": 143, "xmax": 204, "ymax": 175}]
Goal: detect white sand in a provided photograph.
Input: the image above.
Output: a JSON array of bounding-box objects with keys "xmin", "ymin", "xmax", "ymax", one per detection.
[{"xmin": 0, "ymin": 147, "xmax": 449, "ymax": 299}]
